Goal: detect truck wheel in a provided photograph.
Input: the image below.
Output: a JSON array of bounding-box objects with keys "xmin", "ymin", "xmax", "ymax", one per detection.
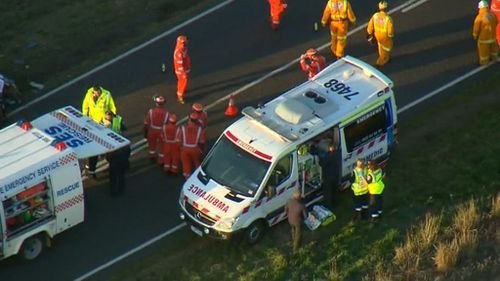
[
  {"xmin": 244, "ymin": 221, "xmax": 266, "ymax": 245},
  {"xmin": 19, "ymin": 235, "xmax": 45, "ymax": 261}
]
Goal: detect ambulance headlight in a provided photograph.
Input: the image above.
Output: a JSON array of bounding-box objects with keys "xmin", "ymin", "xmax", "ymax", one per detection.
[{"xmin": 215, "ymin": 217, "xmax": 238, "ymax": 230}]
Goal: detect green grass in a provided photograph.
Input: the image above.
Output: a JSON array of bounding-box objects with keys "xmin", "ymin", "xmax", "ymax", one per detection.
[
  {"xmin": 105, "ymin": 73, "xmax": 500, "ymax": 280},
  {"xmin": 0, "ymin": 0, "xmax": 221, "ymax": 99}
]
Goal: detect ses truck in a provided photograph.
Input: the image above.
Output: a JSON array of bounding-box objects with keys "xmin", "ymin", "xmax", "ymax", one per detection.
[
  {"xmin": 179, "ymin": 56, "xmax": 399, "ymax": 243},
  {"xmin": 0, "ymin": 106, "xmax": 129, "ymax": 261}
]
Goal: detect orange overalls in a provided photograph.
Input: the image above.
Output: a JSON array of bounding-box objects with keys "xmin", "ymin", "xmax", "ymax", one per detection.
[
  {"xmin": 161, "ymin": 122, "xmax": 180, "ymax": 174},
  {"xmin": 367, "ymin": 11, "xmax": 394, "ymax": 67},
  {"xmin": 144, "ymin": 107, "xmax": 169, "ymax": 161},
  {"xmin": 491, "ymin": 0, "xmax": 500, "ymax": 47},
  {"xmin": 473, "ymin": 8, "xmax": 499, "ymax": 65},
  {"xmin": 173, "ymin": 42, "xmax": 191, "ymax": 102},
  {"xmin": 268, "ymin": 0, "xmax": 287, "ymax": 30},
  {"xmin": 321, "ymin": 0, "xmax": 356, "ymax": 58},
  {"xmin": 300, "ymin": 55, "xmax": 327, "ymax": 80},
  {"xmin": 177, "ymin": 121, "xmax": 206, "ymax": 179}
]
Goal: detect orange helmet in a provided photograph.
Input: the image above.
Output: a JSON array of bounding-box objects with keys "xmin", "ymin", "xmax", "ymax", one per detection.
[
  {"xmin": 189, "ymin": 111, "xmax": 199, "ymax": 120},
  {"xmin": 154, "ymin": 95, "xmax": 165, "ymax": 104},
  {"xmin": 306, "ymin": 48, "xmax": 318, "ymax": 57},
  {"xmin": 177, "ymin": 35, "xmax": 187, "ymax": 44},
  {"xmin": 192, "ymin": 103, "xmax": 203, "ymax": 112},
  {"xmin": 168, "ymin": 114, "xmax": 177, "ymax": 123}
]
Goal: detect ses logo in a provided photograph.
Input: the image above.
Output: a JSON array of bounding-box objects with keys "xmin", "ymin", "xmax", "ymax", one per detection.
[{"xmin": 45, "ymin": 123, "xmax": 92, "ymax": 148}]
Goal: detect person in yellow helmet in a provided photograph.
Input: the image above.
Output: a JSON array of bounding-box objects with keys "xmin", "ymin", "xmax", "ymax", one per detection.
[
  {"xmin": 350, "ymin": 159, "xmax": 369, "ymax": 220},
  {"xmin": 366, "ymin": 160, "xmax": 385, "ymax": 222},
  {"xmin": 473, "ymin": 0, "xmax": 498, "ymax": 65},
  {"xmin": 321, "ymin": 0, "xmax": 357, "ymax": 59},
  {"xmin": 367, "ymin": 1, "xmax": 394, "ymax": 68}
]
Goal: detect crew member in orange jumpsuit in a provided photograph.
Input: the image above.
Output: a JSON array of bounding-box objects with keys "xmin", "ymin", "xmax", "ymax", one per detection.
[
  {"xmin": 299, "ymin": 48, "xmax": 326, "ymax": 80},
  {"xmin": 473, "ymin": 0, "xmax": 498, "ymax": 65},
  {"xmin": 268, "ymin": 0, "xmax": 288, "ymax": 30},
  {"xmin": 144, "ymin": 95, "xmax": 169, "ymax": 163},
  {"xmin": 177, "ymin": 112, "xmax": 206, "ymax": 179},
  {"xmin": 367, "ymin": 1, "xmax": 394, "ymax": 68},
  {"xmin": 191, "ymin": 103, "xmax": 208, "ymax": 128},
  {"xmin": 321, "ymin": 0, "xmax": 356, "ymax": 59},
  {"xmin": 161, "ymin": 113, "xmax": 180, "ymax": 175},
  {"xmin": 490, "ymin": 0, "xmax": 500, "ymax": 47},
  {"xmin": 173, "ymin": 35, "xmax": 191, "ymax": 104}
]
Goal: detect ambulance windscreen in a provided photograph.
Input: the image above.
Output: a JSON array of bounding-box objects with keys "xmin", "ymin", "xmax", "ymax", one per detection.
[{"xmin": 202, "ymin": 136, "xmax": 270, "ymax": 196}]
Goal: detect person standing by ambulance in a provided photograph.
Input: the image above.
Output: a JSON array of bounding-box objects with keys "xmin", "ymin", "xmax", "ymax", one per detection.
[
  {"xmin": 177, "ymin": 112, "xmax": 206, "ymax": 179},
  {"xmin": 268, "ymin": 0, "xmax": 288, "ymax": 30},
  {"xmin": 366, "ymin": 160, "xmax": 385, "ymax": 222},
  {"xmin": 350, "ymin": 159, "xmax": 369, "ymax": 220},
  {"xmin": 321, "ymin": 0, "xmax": 356, "ymax": 60},
  {"xmin": 299, "ymin": 48, "xmax": 326, "ymax": 80},
  {"xmin": 161, "ymin": 114, "xmax": 180, "ymax": 175},
  {"xmin": 284, "ymin": 190, "xmax": 308, "ymax": 254},
  {"xmin": 144, "ymin": 95, "xmax": 169, "ymax": 163},
  {"xmin": 473, "ymin": 0, "xmax": 498, "ymax": 65},
  {"xmin": 173, "ymin": 35, "xmax": 191, "ymax": 104},
  {"xmin": 367, "ymin": 1, "xmax": 394, "ymax": 68},
  {"xmin": 82, "ymin": 85, "xmax": 117, "ymax": 178},
  {"xmin": 492, "ymin": 0, "xmax": 500, "ymax": 47}
]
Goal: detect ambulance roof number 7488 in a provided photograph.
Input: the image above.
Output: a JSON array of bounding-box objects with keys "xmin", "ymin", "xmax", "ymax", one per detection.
[{"xmin": 323, "ymin": 79, "xmax": 359, "ymax": 100}]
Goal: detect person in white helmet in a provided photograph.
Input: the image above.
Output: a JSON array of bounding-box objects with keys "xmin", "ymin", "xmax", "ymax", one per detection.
[
  {"xmin": 144, "ymin": 95, "xmax": 170, "ymax": 163},
  {"xmin": 473, "ymin": 0, "xmax": 498, "ymax": 65}
]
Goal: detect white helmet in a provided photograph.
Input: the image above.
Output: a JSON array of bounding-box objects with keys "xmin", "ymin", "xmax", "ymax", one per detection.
[{"xmin": 478, "ymin": 0, "xmax": 488, "ymax": 9}]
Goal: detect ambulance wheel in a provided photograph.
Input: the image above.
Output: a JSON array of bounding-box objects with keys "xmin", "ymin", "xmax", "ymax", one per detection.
[
  {"xmin": 19, "ymin": 234, "xmax": 45, "ymax": 261},
  {"xmin": 244, "ymin": 221, "xmax": 266, "ymax": 245}
]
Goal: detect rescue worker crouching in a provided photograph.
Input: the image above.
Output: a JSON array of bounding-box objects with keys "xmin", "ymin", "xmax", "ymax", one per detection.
[
  {"xmin": 350, "ymin": 159, "xmax": 369, "ymax": 220},
  {"xmin": 144, "ymin": 95, "xmax": 170, "ymax": 164},
  {"xmin": 366, "ymin": 160, "xmax": 385, "ymax": 222},
  {"xmin": 473, "ymin": 0, "xmax": 499, "ymax": 65},
  {"xmin": 299, "ymin": 48, "xmax": 326, "ymax": 80},
  {"xmin": 321, "ymin": 0, "xmax": 357, "ymax": 59},
  {"xmin": 367, "ymin": 1, "xmax": 394, "ymax": 68},
  {"xmin": 82, "ymin": 85, "xmax": 117, "ymax": 178},
  {"xmin": 161, "ymin": 113, "xmax": 180, "ymax": 175},
  {"xmin": 177, "ymin": 112, "xmax": 206, "ymax": 179}
]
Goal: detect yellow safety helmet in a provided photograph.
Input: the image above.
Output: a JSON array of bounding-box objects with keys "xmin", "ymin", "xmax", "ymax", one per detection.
[{"xmin": 378, "ymin": 1, "xmax": 388, "ymax": 10}]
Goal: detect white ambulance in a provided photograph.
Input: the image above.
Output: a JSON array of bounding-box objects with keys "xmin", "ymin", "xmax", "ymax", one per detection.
[
  {"xmin": 179, "ymin": 56, "xmax": 398, "ymax": 243},
  {"xmin": 0, "ymin": 106, "xmax": 130, "ymax": 260}
]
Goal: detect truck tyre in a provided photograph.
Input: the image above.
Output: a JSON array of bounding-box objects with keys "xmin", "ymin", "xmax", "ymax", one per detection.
[
  {"xmin": 19, "ymin": 234, "xmax": 45, "ymax": 261},
  {"xmin": 244, "ymin": 221, "xmax": 266, "ymax": 245}
]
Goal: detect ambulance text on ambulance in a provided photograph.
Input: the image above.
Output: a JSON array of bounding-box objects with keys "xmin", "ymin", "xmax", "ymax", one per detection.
[
  {"xmin": 188, "ymin": 184, "xmax": 230, "ymax": 213},
  {"xmin": 0, "ymin": 160, "xmax": 60, "ymax": 195}
]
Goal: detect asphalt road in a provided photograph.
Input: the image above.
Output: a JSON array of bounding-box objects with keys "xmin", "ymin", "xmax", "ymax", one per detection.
[{"xmin": 0, "ymin": 0, "xmax": 498, "ymax": 280}]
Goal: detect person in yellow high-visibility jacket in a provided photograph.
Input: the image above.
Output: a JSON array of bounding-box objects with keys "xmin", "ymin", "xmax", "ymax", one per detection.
[
  {"xmin": 367, "ymin": 160, "xmax": 385, "ymax": 222},
  {"xmin": 350, "ymin": 159, "xmax": 369, "ymax": 220},
  {"xmin": 321, "ymin": 0, "xmax": 356, "ymax": 59},
  {"xmin": 82, "ymin": 85, "xmax": 117, "ymax": 124},
  {"xmin": 367, "ymin": 1, "xmax": 394, "ymax": 68},
  {"xmin": 473, "ymin": 0, "xmax": 498, "ymax": 65}
]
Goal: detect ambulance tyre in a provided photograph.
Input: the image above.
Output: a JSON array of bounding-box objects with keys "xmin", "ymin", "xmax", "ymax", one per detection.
[
  {"xmin": 19, "ymin": 234, "xmax": 46, "ymax": 261},
  {"xmin": 244, "ymin": 220, "xmax": 266, "ymax": 245}
]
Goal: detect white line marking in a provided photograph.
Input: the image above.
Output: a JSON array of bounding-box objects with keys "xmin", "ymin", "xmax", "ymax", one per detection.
[
  {"xmin": 7, "ymin": 0, "xmax": 235, "ymax": 118},
  {"xmin": 73, "ymin": 223, "xmax": 186, "ymax": 281},
  {"xmin": 397, "ymin": 63, "xmax": 496, "ymax": 113},
  {"xmin": 402, "ymin": 0, "xmax": 430, "ymax": 13}
]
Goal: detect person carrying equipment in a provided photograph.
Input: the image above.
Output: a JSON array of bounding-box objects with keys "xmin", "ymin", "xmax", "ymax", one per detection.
[
  {"xmin": 473, "ymin": 0, "xmax": 498, "ymax": 65},
  {"xmin": 144, "ymin": 95, "xmax": 169, "ymax": 163},
  {"xmin": 321, "ymin": 0, "xmax": 356, "ymax": 59},
  {"xmin": 161, "ymin": 113, "xmax": 180, "ymax": 175},
  {"xmin": 367, "ymin": 1, "xmax": 394, "ymax": 68},
  {"xmin": 177, "ymin": 112, "xmax": 206, "ymax": 179},
  {"xmin": 299, "ymin": 48, "xmax": 327, "ymax": 80},
  {"xmin": 173, "ymin": 35, "xmax": 191, "ymax": 104}
]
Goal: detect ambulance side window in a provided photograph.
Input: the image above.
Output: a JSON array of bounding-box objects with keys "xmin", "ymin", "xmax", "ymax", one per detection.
[
  {"xmin": 268, "ymin": 154, "xmax": 292, "ymax": 187},
  {"xmin": 344, "ymin": 106, "xmax": 387, "ymax": 152}
]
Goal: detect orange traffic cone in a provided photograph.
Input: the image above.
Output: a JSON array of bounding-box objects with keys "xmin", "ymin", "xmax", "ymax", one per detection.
[{"xmin": 225, "ymin": 95, "xmax": 239, "ymax": 117}]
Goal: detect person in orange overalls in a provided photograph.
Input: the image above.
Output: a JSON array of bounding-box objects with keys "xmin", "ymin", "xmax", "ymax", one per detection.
[
  {"xmin": 367, "ymin": 1, "xmax": 394, "ymax": 68},
  {"xmin": 321, "ymin": 0, "xmax": 356, "ymax": 59},
  {"xmin": 473, "ymin": 1, "xmax": 498, "ymax": 65},
  {"xmin": 144, "ymin": 95, "xmax": 169, "ymax": 163},
  {"xmin": 490, "ymin": 0, "xmax": 500, "ymax": 47},
  {"xmin": 268, "ymin": 0, "xmax": 288, "ymax": 30},
  {"xmin": 177, "ymin": 112, "xmax": 206, "ymax": 179},
  {"xmin": 173, "ymin": 35, "xmax": 191, "ymax": 104},
  {"xmin": 191, "ymin": 103, "xmax": 208, "ymax": 128},
  {"xmin": 299, "ymin": 48, "xmax": 326, "ymax": 80},
  {"xmin": 161, "ymin": 113, "xmax": 180, "ymax": 175}
]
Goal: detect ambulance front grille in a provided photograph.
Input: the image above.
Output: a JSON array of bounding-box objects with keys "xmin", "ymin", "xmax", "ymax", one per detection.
[{"xmin": 185, "ymin": 202, "xmax": 216, "ymax": 226}]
